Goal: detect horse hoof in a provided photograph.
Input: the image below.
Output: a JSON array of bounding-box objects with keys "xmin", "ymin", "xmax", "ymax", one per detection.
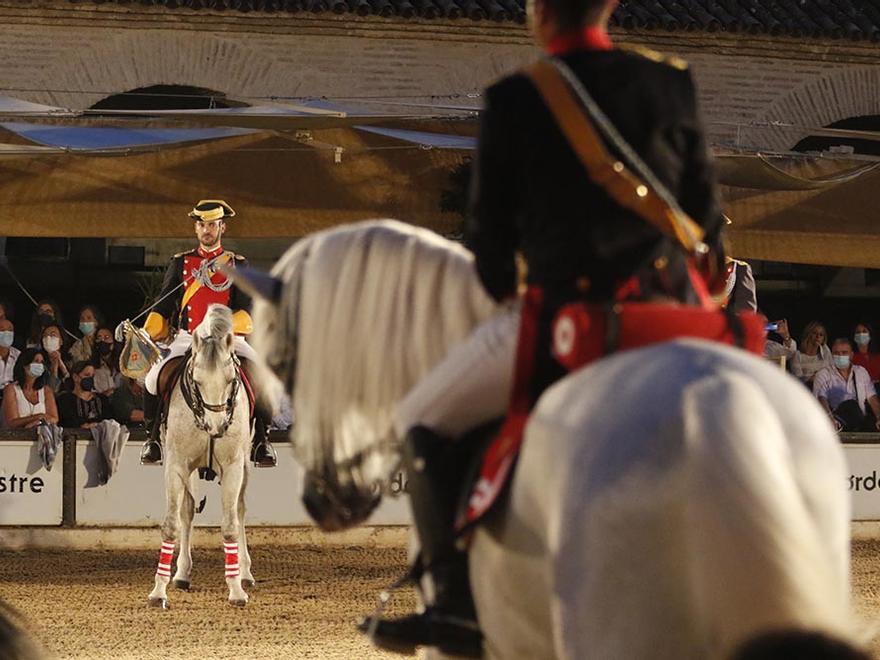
[
  {"xmin": 173, "ymin": 580, "xmax": 191, "ymax": 591},
  {"xmin": 242, "ymin": 579, "xmax": 255, "ymax": 589},
  {"xmin": 229, "ymin": 598, "xmax": 248, "ymax": 608},
  {"xmin": 148, "ymin": 598, "xmax": 169, "ymax": 610}
]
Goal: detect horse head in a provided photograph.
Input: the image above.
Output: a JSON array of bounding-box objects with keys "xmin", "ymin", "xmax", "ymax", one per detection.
[
  {"xmin": 189, "ymin": 304, "xmax": 240, "ymax": 438},
  {"xmin": 229, "ymin": 220, "xmax": 498, "ymax": 530}
]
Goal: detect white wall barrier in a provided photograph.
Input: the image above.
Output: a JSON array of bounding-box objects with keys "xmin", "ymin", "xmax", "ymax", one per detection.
[
  {"xmin": 843, "ymin": 443, "xmax": 880, "ymax": 520},
  {"xmin": 4, "ymin": 431, "xmax": 880, "ymax": 525},
  {"xmin": 74, "ymin": 438, "xmax": 411, "ymax": 526},
  {"xmin": 0, "ymin": 440, "xmax": 63, "ymax": 525}
]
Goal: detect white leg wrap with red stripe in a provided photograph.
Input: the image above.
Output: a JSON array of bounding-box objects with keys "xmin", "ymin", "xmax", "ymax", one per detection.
[
  {"xmin": 156, "ymin": 541, "xmax": 175, "ymax": 578},
  {"xmin": 224, "ymin": 542, "xmax": 240, "ymax": 578}
]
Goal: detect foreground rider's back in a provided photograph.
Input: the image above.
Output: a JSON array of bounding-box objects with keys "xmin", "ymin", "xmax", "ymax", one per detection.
[{"xmin": 469, "ymin": 47, "xmax": 722, "ymax": 303}]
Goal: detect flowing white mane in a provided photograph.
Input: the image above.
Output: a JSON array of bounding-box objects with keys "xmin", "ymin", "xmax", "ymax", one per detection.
[
  {"xmin": 195, "ymin": 304, "xmax": 233, "ymax": 366},
  {"xmin": 251, "ymin": 220, "xmax": 499, "ymax": 476}
]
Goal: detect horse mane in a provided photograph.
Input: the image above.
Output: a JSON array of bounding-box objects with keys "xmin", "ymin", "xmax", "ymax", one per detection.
[
  {"xmin": 195, "ymin": 304, "xmax": 234, "ymax": 368},
  {"xmin": 252, "ymin": 220, "xmax": 499, "ymax": 478}
]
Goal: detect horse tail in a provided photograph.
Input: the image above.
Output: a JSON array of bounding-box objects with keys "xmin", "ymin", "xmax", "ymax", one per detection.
[{"xmin": 681, "ymin": 370, "xmax": 865, "ymax": 657}]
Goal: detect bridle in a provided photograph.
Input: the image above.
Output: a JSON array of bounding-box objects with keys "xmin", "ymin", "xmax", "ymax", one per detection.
[{"xmin": 181, "ymin": 345, "xmax": 241, "ymax": 438}]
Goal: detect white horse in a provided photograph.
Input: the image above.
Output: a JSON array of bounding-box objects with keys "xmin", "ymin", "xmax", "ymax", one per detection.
[
  {"xmin": 244, "ymin": 220, "xmax": 866, "ymax": 658},
  {"xmin": 147, "ymin": 303, "xmax": 255, "ymax": 608}
]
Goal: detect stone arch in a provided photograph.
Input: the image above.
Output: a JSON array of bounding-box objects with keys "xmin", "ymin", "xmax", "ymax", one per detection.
[
  {"xmin": 741, "ymin": 66, "xmax": 880, "ymax": 152},
  {"xmin": 32, "ymin": 30, "xmax": 306, "ymax": 110}
]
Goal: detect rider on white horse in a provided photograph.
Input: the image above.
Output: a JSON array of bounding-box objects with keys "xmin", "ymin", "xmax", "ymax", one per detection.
[
  {"xmin": 360, "ymin": 0, "xmax": 735, "ymax": 655},
  {"xmin": 140, "ymin": 199, "xmax": 277, "ymax": 468}
]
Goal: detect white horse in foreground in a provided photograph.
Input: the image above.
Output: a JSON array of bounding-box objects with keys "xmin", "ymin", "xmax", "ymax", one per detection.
[
  {"xmin": 148, "ymin": 304, "xmax": 255, "ymax": 608},
  {"xmin": 244, "ymin": 220, "xmax": 865, "ymax": 658}
]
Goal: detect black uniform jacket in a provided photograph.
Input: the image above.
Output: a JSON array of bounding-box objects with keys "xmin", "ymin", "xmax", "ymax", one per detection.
[
  {"xmin": 153, "ymin": 249, "xmax": 252, "ymax": 333},
  {"xmin": 466, "ymin": 48, "xmax": 725, "ymax": 303}
]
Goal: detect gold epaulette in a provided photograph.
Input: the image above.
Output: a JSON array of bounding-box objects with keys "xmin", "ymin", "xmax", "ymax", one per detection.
[
  {"xmin": 232, "ymin": 253, "xmax": 245, "ymax": 261},
  {"xmin": 173, "ymin": 248, "xmax": 196, "ymax": 259},
  {"xmin": 621, "ymin": 44, "xmax": 688, "ymax": 71}
]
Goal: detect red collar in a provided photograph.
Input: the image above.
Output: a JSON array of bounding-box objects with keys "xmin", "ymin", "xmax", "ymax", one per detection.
[
  {"xmin": 545, "ymin": 27, "xmax": 613, "ymax": 56},
  {"xmin": 197, "ymin": 245, "xmax": 224, "ymax": 259}
]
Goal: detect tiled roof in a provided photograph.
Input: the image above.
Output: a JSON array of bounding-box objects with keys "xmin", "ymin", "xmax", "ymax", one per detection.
[{"xmin": 81, "ymin": 0, "xmax": 880, "ymax": 39}]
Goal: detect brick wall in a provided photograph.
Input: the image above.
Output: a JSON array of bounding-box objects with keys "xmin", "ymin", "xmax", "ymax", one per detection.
[{"xmin": 2, "ymin": 2, "xmax": 880, "ymax": 153}]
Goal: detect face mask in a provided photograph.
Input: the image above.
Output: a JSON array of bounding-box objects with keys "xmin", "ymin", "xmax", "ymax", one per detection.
[
  {"xmin": 97, "ymin": 342, "xmax": 113, "ymax": 356},
  {"xmin": 79, "ymin": 322, "xmax": 96, "ymax": 336},
  {"xmin": 28, "ymin": 363, "xmax": 45, "ymax": 378},
  {"xmin": 38, "ymin": 312, "xmax": 55, "ymax": 327},
  {"xmin": 833, "ymin": 355, "xmax": 851, "ymax": 369},
  {"xmin": 79, "ymin": 376, "xmax": 95, "ymax": 392},
  {"xmin": 855, "ymin": 332, "xmax": 871, "ymax": 346},
  {"xmin": 0, "ymin": 331, "xmax": 13, "ymax": 348},
  {"xmin": 43, "ymin": 336, "xmax": 61, "ymax": 352}
]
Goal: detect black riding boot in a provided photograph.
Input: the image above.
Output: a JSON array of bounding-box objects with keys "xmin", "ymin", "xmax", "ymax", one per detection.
[
  {"xmin": 358, "ymin": 426, "xmax": 482, "ymax": 658},
  {"xmin": 140, "ymin": 391, "xmax": 163, "ymax": 466},
  {"xmin": 250, "ymin": 405, "xmax": 277, "ymax": 468}
]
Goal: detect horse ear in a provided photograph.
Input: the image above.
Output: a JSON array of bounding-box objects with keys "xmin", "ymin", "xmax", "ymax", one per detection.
[
  {"xmin": 219, "ymin": 264, "xmax": 282, "ymax": 305},
  {"xmin": 192, "ymin": 330, "xmax": 201, "ymax": 351},
  {"xmin": 225, "ymin": 332, "xmax": 233, "ymax": 352}
]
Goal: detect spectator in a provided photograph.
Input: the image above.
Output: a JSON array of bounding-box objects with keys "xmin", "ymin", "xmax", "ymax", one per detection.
[
  {"xmin": 791, "ymin": 321, "xmax": 832, "ymax": 387},
  {"xmin": 110, "ymin": 377, "xmax": 145, "ymax": 425},
  {"xmin": 39, "ymin": 324, "xmax": 70, "ymax": 393},
  {"xmin": 814, "ymin": 338, "xmax": 880, "ymax": 432},
  {"xmin": 0, "ymin": 318, "xmax": 20, "ymax": 395},
  {"xmin": 763, "ymin": 318, "xmax": 796, "ymax": 365},
  {"xmin": 26, "ymin": 300, "xmax": 63, "ymax": 349},
  {"xmin": 852, "ymin": 322, "xmax": 880, "ymax": 383},
  {"xmin": 69, "ymin": 305, "xmax": 104, "ymax": 364},
  {"xmin": 56, "ymin": 360, "xmax": 112, "ymax": 429},
  {"xmin": 91, "ymin": 326, "xmax": 122, "ymax": 397},
  {"xmin": 0, "ymin": 298, "xmax": 13, "ymax": 326},
  {"xmin": 1, "ymin": 348, "xmax": 58, "ymax": 429}
]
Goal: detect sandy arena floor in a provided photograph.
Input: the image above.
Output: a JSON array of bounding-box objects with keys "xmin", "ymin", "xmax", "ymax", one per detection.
[
  {"xmin": 0, "ymin": 543, "xmax": 414, "ymax": 659},
  {"xmin": 3, "ymin": 540, "xmax": 880, "ymax": 658}
]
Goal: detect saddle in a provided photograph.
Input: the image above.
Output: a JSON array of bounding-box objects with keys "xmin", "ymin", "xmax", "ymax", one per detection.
[{"xmin": 455, "ymin": 301, "xmax": 767, "ymax": 534}]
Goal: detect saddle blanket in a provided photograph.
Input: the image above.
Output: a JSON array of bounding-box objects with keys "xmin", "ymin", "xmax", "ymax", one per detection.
[{"xmin": 456, "ymin": 300, "xmax": 767, "ymax": 531}]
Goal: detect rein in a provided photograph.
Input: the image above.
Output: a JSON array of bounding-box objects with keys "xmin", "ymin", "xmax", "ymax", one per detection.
[{"xmin": 180, "ymin": 345, "xmax": 242, "ymax": 475}]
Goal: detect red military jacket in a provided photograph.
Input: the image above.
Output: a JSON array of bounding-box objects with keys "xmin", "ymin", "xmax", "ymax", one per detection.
[{"xmin": 153, "ymin": 245, "xmax": 251, "ymax": 334}]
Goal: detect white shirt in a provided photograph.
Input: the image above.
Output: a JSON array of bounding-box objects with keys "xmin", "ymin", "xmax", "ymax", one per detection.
[
  {"xmin": 813, "ymin": 364, "xmax": 877, "ymax": 414},
  {"xmin": 791, "ymin": 344, "xmax": 832, "ymax": 382},
  {"xmin": 0, "ymin": 347, "xmax": 20, "ymax": 390}
]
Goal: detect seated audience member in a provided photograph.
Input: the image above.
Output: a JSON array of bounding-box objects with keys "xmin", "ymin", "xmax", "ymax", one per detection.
[
  {"xmin": 0, "ymin": 298, "xmax": 11, "ymax": 323},
  {"xmin": 56, "ymin": 361, "xmax": 112, "ymax": 429},
  {"xmin": 0, "ymin": 318, "xmax": 20, "ymax": 395},
  {"xmin": 763, "ymin": 318, "xmax": 796, "ymax": 365},
  {"xmin": 111, "ymin": 377, "xmax": 145, "ymax": 425},
  {"xmin": 26, "ymin": 300, "xmax": 63, "ymax": 349},
  {"xmin": 69, "ymin": 305, "xmax": 104, "ymax": 364},
  {"xmin": 852, "ymin": 322, "xmax": 880, "ymax": 383},
  {"xmin": 1, "ymin": 348, "xmax": 59, "ymax": 429},
  {"xmin": 814, "ymin": 338, "xmax": 880, "ymax": 432},
  {"xmin": 91, "ymin": 326, "xmax": 122, "ymax": 397},
  {"xmin": 791, "ymin": 320, "xmax": 832, "ymax": 387},
  {"xmin": 39, "ymin": 324, "xmax": 70, "ymax": 393}
]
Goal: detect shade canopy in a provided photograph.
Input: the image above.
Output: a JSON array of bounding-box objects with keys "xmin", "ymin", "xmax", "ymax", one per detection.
[{"xmin": 0, "ymin": 130, "xmax": 466, "ymax": 238}]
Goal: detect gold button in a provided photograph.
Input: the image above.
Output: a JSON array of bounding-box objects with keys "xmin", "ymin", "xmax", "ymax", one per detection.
[
  {"xmin": 612, "ymin": 161, "xmax": 624, "ymax": 173},
  {"xmin": 636, "ymin": 185, "xmax": 648, "ymax": 198}
]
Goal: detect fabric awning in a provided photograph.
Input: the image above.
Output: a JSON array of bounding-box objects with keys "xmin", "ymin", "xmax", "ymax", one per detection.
[
  {"xmin": 0, "ymin": 130, "xmax": 467, "ymax": 238},
  {"xmin": 724, "ymin": 155, "xmax": 880, "ymax": 267},
  {"xmin": 0, "ymin": 123, "xmax": 257, "ymax": 152}
]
